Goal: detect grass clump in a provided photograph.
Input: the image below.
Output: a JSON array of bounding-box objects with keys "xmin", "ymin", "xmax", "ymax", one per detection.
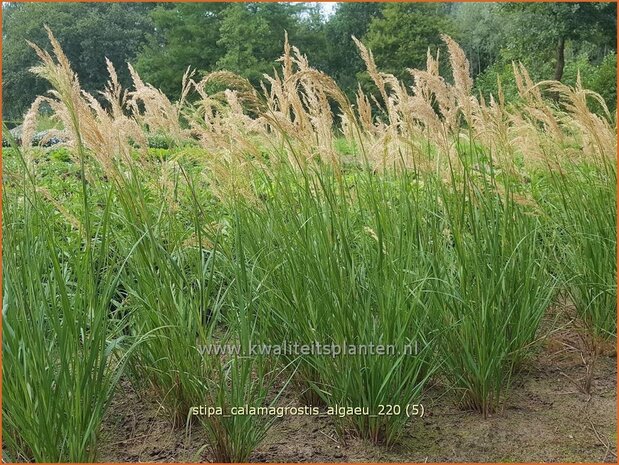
[
  {"xmin": 230, "ymin": 164, "xmax": 443, "ymax": 445},
  {"xmin": 2, "ymin": 145, "xmax": 130, "ymax": 462},
  {"xmin": 2, "ymin": 27, "xmax": 615, "ymax": 462},
  {"xmin": 540, "ymin": 160, "xmax": 617, "ymax": 342},
  {"xmin": 434, "ymin": 153, "xmax": 556, "ymax": 415}
]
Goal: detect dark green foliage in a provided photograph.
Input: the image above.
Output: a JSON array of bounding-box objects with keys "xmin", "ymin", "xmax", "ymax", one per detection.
[
  {"xmin": 135, "ymin": 3, "xmax": 227, "ymax": 99},
  {"xmin": 2, "ymin": 2, "xmax": 154, "ymax": 119},
  {"xmin": 472, "ymin": 2, "xmax": 616, "ymax": 105},
  {"xmin": 364, "ymin": 3, "xmax": 455, "ymax": 80},
  {"xmin": 323, "ymin": 2, "xmax": 383, "ymax": 93},
  {"xmin": 3, "ymin": 2, "xmax": 616, "ymax": 120}
]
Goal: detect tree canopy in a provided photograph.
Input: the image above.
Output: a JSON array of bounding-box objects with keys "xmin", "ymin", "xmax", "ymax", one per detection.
[
  {"xmin": 2, "ymin": 2, "xmax": 154, "ymax": 119},
  {"xmin": 2, "ymin": 2, "xmax": 617, "ymax": 119}
]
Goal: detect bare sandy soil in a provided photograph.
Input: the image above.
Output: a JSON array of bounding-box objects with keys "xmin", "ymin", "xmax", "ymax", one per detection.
[{"xmin": 99, "ymin": 312, "xmax": 617, "ymax": 463}]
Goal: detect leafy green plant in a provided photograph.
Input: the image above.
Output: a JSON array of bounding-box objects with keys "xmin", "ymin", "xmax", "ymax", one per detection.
[
  {"xmin": 2, "ymin": 145, "xmax": 131, "ymax": 462},
  {"xmin": 541, "ymin": 160, "xmax": 617, "ymax": 341},
  {"xmin": 112, "ymin": 163, "xmax": 280, "ymax": 462},
  {"xmin": 230, "ymin": 161, "xmax": 440, "ymax": 445},
  {"xmin": 433, "ymin": 150, "xmax": 556, "ymax": 416},
  {"xmin": 3, "ymin": 26, "xmax": 615, "ymax": 461}
]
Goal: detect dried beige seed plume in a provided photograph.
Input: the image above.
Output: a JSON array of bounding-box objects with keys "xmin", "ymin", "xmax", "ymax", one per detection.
[{"xmin": 25, "ymin": 27, "xmax": 616, "ymax": 187}]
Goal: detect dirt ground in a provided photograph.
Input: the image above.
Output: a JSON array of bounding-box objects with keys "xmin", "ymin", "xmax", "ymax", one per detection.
[{"xmin": 99, "ymin": 316, "xmax": 617, "ymax": 463}]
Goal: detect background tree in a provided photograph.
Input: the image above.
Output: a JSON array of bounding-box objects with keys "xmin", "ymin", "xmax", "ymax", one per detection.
[
  {"xmin": 136, "ymin": 3, "xmax": 226, "ymax": 99},
  {"xmin": 364, "ymin": 3, "xmax": 455, "ymax": 80},
  {"xmin": 2, "ymin": 2, "xmax": 154, "ymax": 120},
  {"xmin": 2, "ymin": 2, "xmax": 616, "ymax": 120},
  {"xmin": 216, "ymin": 3, "xmax": 307, "ymax": 83},
  {"xmin": 500, "ymin": 2, "xmax": 616, "ymax": 81},
  {"xmin": 470, "ymin": 2, "xmax": 617, "ymax": 110},
  {"xmin": 290, "ymin": 4, "xmax": 331, "ymax": 73},
  {"xmin": 323, "ymin": 2, "xmax": 383, "ymax": 93},
  {"xmin": 216, "ymin": 4, "xmax": 272, "ymax": 82},
  {"xmin": 450, "ymin": 3, "xmax": 505, "ymax": 77},
  {"xmin": 137, "ymin": 3, "xmax": 312, "ymax": 92}
]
